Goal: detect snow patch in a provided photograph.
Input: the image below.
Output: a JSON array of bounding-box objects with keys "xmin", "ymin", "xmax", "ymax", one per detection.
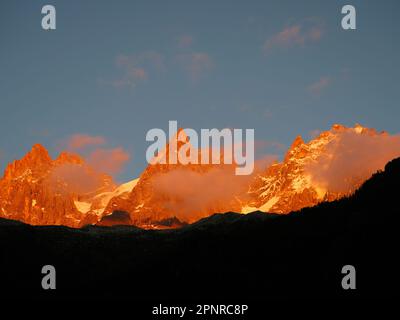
[
  {"xmin": 74, "ymin": 201, "xmax": 92, "ymax": 214},
  {"xmin": 259, "ymin": 196, "xmax": 280, "ymax": 212},
  {"xmin": 92, "ymin": 178, "xmax": 139, "ymax": 214},
  {"xmin": 241, "ymin": 205, "xmax": 258, "ymax": 214},
  {"xmin": 241, "ymin": 196, "xmax": 280, "ymax": 214},
  {"xmin": 94, "ymin": 179, "xmax": 138, "ymax": 203}
]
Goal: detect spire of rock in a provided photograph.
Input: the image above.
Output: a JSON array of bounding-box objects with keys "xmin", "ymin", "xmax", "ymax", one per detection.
[
  {"xmin": 24, "ymin": 144, "xmax": 52, "ymax": 163},
  {"xmin": 283, "ymin": 135, "xmax": 304, "ymax": 162},
  {"xmin": 290, "ymin": 135, "xmax": 304, "ymax": 150},
  {"xmin": 2, "ymin": 144, "xmax": 52, "ymax": 180}
]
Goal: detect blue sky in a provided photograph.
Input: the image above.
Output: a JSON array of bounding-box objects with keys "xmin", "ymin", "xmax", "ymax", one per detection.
[{"xmin": 0, "ymin": 0, "xmax": 399, "ymax": 181}]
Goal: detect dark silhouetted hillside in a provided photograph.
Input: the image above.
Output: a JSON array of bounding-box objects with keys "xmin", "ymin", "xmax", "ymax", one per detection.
[{"xmin": 0, "ymin": 158, "xmax": 399, "ymax": 300}]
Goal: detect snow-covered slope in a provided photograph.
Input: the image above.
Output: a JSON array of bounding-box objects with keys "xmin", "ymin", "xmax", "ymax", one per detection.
[
  {"xmin": 242, "ymin": 124, "xmax": 382, "ymax": 214},
  {"xmin": 88, "ymin": 178, "xmax": 139, "ymax": 215}
]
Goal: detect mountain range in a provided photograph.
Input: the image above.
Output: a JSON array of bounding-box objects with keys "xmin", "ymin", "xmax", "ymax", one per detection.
[
  {"xmin": 1, "ymin": 155, "xmax": 398, "ymax": 299},
  {"xmin": 0, "ymin": 123, "xmax": 398, "ymax": 228}
]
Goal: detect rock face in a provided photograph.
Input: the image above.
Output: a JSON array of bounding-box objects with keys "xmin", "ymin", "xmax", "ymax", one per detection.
[
  {"xmin": 98, "ymin": 211, "xmax": 132, "ymax": 226},
  {"xmin": 0, "ymin": 144, "xmax": 115, "ymax": 227},
  {"xmin": 105, "ymin": 124, "xmax": 392, "ymax": 226},
  {"xmin": 242, "ymin": 124, "xmax": 385, "ymax": 214},
  {"xmin": 103, "ymin": 130, "xmax": 242, "ymax": 227},
  {"xmin": 0, "ymin": 124, "xmax": 396, "ymax": 228}
]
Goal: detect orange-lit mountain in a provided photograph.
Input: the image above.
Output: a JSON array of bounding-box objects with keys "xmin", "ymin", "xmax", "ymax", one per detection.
[
  {"xmin": 242, "ymin": 124, "xmax": 396, "ymax": 214},
  {"xmin": 0, "ymin": 144, "xmax": 117, "ymax": 227},
  {"xmin": 103, "ymin": 123, "xmax": 399, "ymax": 227},
  {"xmin": 101, "ymin": 129, "xmax": 243, "ymax": 227},
  {"xmin": 1, "ymin": 124, "xmax": 399, "ymax": 228}
]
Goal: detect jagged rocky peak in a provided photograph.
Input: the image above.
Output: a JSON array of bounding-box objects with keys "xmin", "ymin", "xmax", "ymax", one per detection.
[
  {"xmin": 331, "ymin": 123, "xmax": 374, "ymax": 135},
  {"xmin": 290, "ymin": 135, "xmax": 304, "ymax": 149},
  {"xmin": 1, "ymin": 123, "xmax": 398, "ymax": 229},
  {"xmin": 284, "ymin": 135, "xmax": 305, "ymax": 161},
  {"xmin": 2, "ymin": 144, "xmax": 52, "ymax": 180},
  {"xmin": 0, "ymin": 143, "xmax": 119, "ymax": 228},
  {"xmin": 243, "ymin": 122, "xmax": 396, "ymax": 215},
  {"xmin": 55, "ymin": 151, "xmax": 84, "ymax": 165},
  {"xmin": 21, "ymin": 143, "xmax": 52, "ymax": 164},
  {"xmin": 354, "ymin": 123, "xmax": 379, "ymax": 136}
]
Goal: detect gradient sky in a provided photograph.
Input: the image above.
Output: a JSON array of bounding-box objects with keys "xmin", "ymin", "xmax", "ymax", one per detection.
[{"xmin": 1, "ymin": 0, "xmax": 399, "ymax": 181}]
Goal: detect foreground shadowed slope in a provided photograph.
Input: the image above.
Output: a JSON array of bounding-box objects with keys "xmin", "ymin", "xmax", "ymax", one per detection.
[{"xmin": 0, "ymin": 158, "xmax": 399, "ymax": 300}]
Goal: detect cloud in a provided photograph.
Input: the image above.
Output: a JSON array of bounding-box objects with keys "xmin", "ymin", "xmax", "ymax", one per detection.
[
  {"xmin": 305, "ymin": 128, "xmax": 400, "ymax": 193},
  {"xmin": 60, "ymin": 134, "xmax": 131, "ymax": 177},
  {"xmin": 150, "ymin": 165, "xmax": 254, "ymax": 222},
  {"xmin": 66, "ymin": 134, "xmax": 106, "ymax": 150},
  {"xmin": 48, "ymin": 163, "xmax": 106, "ymax": 195},
  {"xmin": 87, "ymin": 147, "xmax": 130, "ymax": 175},
  {"xmin": 102, "ymin": 51, "xmax": 164, "ymax": 89},
  {"xmin": 116, "ymin": 51, "xmax": 165, "ymax": 72},
  {"xmin": 177, "ymin": 35, "xmax": 194, "ymax": 48},
  {"xmin": 147, "ymin": 144, "xmax": 277, "ymax": 223},
  {"xmin": 127, "ymin": 67, "xmax": 148, "ymax": 81},
  {"xmin": 307, "ymin": 76, "xmax": 331, "ymax": 96},
  {"xmin": 178, "ymin": 52, "xmax": 214, "ymax": 80},
  {"xmin": 263, "ymin": 22, "xmax": 323, "ymax": 54}
]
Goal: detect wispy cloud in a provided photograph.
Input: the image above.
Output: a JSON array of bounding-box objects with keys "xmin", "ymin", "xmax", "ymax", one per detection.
[
  {"xmin": 87, "ymin": 147, "xmax": 130, "ymax": 175},
  {"xmin": 101, "ymin": 51, "xmax": 164, "ymax": 89},
  {"xmin": 116, "ymin": 51, "xmax": 165, "ymax": 71},
  {"xmin": 263, "ymin": 21, "xmax": 323, "ymax": 54},
  {"xmin": 60, "ymin": 134, "xmax": 131, "ymax": 176},
  {"xmin": 305, "ymin": 128, "xmax": 400, "ymax": 192},
  {"xmin": 307, "ymin": 76, "xmax": 331, "ymax": 96},
  {"xmin": 66, "ymin": 134, "xmax": 106, "ymax": 150},
  {"xmin": 178, "ymin": 52, "xmax": 214, "ymax": 81}
]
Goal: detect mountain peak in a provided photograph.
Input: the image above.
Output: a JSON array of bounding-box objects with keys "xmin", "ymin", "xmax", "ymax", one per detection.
[
  {"xmin": 354, "ymin": 123, "xmax": 367, "ymax": 134},
  {"xmin": 55, "ymin": 151, "xmax": 84, "ymax": 165},
  {"xmin": 29, "ymin": 143, "xmax": 51, "ymax": 157},
  {"xmin": 1, "ymin": 144, "xmax": 52, "ymax": 181},
  {"xmin": 21, "ymin": 144, "xmax": 52, "ymax": 166},
  {"xmin": 290, "ymin": 135, "xmax": 304, "ymax": 149},
  {"xmin": 283, "ymin": 135, "xmax": 305, "ymax": 162},
  {"xmin": 331, "ymin": 123, "xmax": 347, "ymax": 131}
]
